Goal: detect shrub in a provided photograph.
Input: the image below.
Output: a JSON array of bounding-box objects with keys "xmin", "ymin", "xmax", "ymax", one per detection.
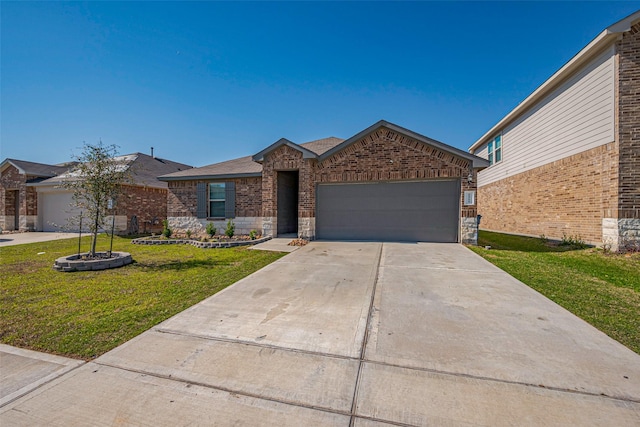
[
  {"xmin": 560, "ymin": 233, "xmax": 587, "ymax": 249},
  {"xmin": 162, "ymin": 220, "xmax": 172, "ymax": 238},
  {"xmin": 206, "ymin": 222, "xmax": 216, "ymax": 238},
  {"xmin": 225, "ymin": 219, "xmax": 235, "ymax": 238},
  {"xmin": 249, "ymin": 230, "xmax": 257, "ymax": 240},
  {"xmin": 185, "ymin": 229, "xmax": 192, "ymax": 239}
]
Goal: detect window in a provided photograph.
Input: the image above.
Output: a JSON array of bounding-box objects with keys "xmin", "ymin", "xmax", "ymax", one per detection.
[
  {"xmin": 197, "ymin": 181, "xmax": 234, "ymax": 219},
  {"xmin": 488, "ymin": 134, "xmax": 502, "ymax": 166},
  {"xmin": 209, "ymin": 183, "xmax": 226, "ymax": 218}
]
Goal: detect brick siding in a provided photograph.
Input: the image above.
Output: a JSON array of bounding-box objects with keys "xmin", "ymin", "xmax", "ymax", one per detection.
[
  {"xmin": 0, "ymin": 165, "xmax": 39, "ymax": 230},
  {"xmin": 316, "ymin": 126, "xmax": 476, "ymax": 218},
  {"xmin": 616, "ymin": 22, "xmax": 640, "ymax": 220},
  {"xmin": 261, "ymin": 146, "xmax": 315, "ymax": 218},
  {"xmin": 477, "ymin": 143, "xmax": 618, "ymax": 244},
  {"xmin": 168, "ymin": 177, "xmax": 262, "ymax": 218},
  {"xmin": 114, "ymin": 185, "xmax": 168, "ymax": 231},
  {"xmin": 170, "ymin": 126, "xmax": 477, "ymax": 240}
]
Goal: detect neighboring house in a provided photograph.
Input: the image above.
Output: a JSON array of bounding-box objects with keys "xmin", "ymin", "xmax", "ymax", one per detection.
[
  {"xmin": 469, "ymin": 11, "xmax": 640, "ymax": 251},
  {"xmin": 159, "ymin": 120, "xmax": 488, "ymax": 244},
  {"xmin": 1, "ymin": 153, "xmax": 192, "ymax": 233},
  {"xmin": 0, "ymin": 159, "xmax": 75, "ymax": 231}
]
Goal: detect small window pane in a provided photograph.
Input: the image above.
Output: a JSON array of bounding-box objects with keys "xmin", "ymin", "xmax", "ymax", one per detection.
[
  {"xmin": 495, "ymin": 135, "xmax": 501, "ymax": 148},
  {"xmin": 495, "ymin": 148, "xmax": 502, "ymax": 162},
  {"xmin": 209, "ymin": 183, "xmax": 225, "ymax": 199},
  {"xmin": 209, "ymin": 201, "xmax": 225, "ymax": 218},
  {"xmin": 488, "ymin": 141, "xmax": 493, "ymax": 153}
]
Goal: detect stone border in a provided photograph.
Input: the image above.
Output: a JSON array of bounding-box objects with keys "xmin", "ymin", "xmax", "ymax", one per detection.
[
  {"xmin": 54, "ymin": 252, "xmax": 133, "ymax": 272},
  {"xmin": 131, "ymin": 235, "xmax": 272, "ymax": 248}
]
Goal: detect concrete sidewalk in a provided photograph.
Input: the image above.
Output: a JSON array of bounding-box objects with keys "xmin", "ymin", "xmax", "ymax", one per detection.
[
  {"xmin": 1, "ymin": 242, "xmax": 639, "ymax": 425},
  {"xmin": 0, "ymin": 345, "xmax": 84, "ymax": 407}
]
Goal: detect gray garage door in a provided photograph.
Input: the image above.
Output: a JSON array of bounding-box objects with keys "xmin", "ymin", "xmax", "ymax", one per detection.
[{"xmin": 316, "ymin": 180, "xmax": 460, "ymax": 242}]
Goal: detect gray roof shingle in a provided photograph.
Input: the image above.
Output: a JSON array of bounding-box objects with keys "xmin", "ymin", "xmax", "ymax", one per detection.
[
  {"xmin": 2, "ymin": 159, "xmax": 72, "ymax": 178},
  {"xmin": 37, "ymin": 153, "xmax": 192, "ymax": 189},
  {"xmin": 159, "ymin": 137, "xmax": 345, "ymax": 181}
]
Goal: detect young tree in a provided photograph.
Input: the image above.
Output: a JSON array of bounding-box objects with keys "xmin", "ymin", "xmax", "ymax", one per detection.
[{"xmin": 63, "ymin": 141, "xmax": 130, "ymax": 257}]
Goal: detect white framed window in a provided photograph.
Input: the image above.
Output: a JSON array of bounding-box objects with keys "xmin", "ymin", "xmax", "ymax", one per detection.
[
  {"xmin": 488, "ymin": 134, "xmax": 502, "ymax": 166},
  {"xmin": 208, "ymin": 183, "xmax": 226, "ymax": 218},
  {"xmin": 464, "ymin": 191, "xmax": 476, "ymax": 206}
]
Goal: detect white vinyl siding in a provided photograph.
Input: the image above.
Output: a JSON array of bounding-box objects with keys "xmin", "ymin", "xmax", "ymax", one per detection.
[{"xmin": 477, "ymin": 45, "xmax": 615, "ymax": 187}]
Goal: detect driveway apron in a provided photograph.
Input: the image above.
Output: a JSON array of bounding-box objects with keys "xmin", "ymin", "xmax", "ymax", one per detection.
[{"xmin": 1, "ymin": 242, "xmax": 639, "ymax": 426}]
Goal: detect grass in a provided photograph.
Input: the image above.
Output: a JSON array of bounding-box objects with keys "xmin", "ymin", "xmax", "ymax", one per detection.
[
  {"xmin": 469, "ymin": 231, "xmax": 640, "ymax": 354},
  {"xmin": 0, "ymin": 234, "xmax": 286, "ymax": 360}
]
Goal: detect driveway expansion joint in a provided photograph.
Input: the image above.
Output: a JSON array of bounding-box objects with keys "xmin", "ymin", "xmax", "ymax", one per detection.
[
  {"xmin": 94, "ymin": 360, "xmax": 354, "ymax": 418},
  {"xmin": 349, "ymin": 242, "xmax": 384, "ymax": 426},
  {"xmin": 152, "ymin": 328, "xmax": 358, "ymax": 362},
  {"xmin": 361, "ymin": 359, "xmax": 640, "ymax": 404}
]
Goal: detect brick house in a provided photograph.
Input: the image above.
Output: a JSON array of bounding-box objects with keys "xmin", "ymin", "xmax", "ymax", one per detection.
[
  {"xmin": 0, "ymin": 159, "xmax": 74, "ymax": 231},
  {"xmin": 160, "ymin": 120, "xmax": 488, "ymax": 244},
  {"xmin": 469, "ymin": 11, "xmax": 640, "ymax": 251},
  {"xmin": 1, "ymin": 153, "xmax": 191, "ymax": 233}
]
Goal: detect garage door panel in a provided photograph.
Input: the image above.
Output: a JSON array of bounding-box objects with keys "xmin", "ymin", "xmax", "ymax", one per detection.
[
  {"xmin": 316, "ymin": 181, "xmax": 459, "ymax": 242},
  {"xmin": 40, "ymin": 192, "xmax": 86, "ymax": 232}
]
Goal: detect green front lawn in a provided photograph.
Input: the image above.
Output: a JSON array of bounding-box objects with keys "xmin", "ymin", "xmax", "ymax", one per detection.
[
  {"xmin": 469, "ymin": 231, "xmax": 640, "ymax": 354},
  {"xmin": 0, "ymin": 235, "xmax": 285, "ymax": 360}
]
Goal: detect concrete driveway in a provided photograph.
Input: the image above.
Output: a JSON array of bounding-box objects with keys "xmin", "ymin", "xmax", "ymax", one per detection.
[
  {"xmin": 1, "ymin": 242, "xmax": 639, "ymax": 425},
  {"xmin": 0, "ymin": 232, "xmax": 80, "ymax": 247}
]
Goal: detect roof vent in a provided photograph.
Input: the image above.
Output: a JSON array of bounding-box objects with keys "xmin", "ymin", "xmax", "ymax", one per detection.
[{"xmin": 151, "ymin": 147, "xmax": 154, "ymax": 158}]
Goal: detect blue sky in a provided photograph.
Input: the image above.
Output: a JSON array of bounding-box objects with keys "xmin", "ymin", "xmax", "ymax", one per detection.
[{"xmin": 2, "ymin": 1, "xmax": 639, "ymax": 167}]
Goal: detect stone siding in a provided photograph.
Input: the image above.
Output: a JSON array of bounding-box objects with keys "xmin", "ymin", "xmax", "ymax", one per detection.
[
  {"xmin": 616, "ymin": 23, "xmax": 640, "ymax": 222},
  {"xmin": 477, "ymin": 143, "xmax": 618, "ymax": 245},
  {"xmin": 168, "ymin": 216, "xmax": 262, "ymax": 236}
]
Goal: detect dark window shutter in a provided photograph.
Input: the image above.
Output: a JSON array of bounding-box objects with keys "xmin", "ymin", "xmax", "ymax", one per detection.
[
  {"xmin": 225, "ymin": 181, "xmax": 236, "ymax": 218},
  {"xmin": 196, "ymin": 182, "xmax": 207, "ymax": 218}
]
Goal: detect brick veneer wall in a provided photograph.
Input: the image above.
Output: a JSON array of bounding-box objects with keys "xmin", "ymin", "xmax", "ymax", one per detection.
[
  {"xmin": 477, "ymin": 143, "xmax": 618, "ymax": 244},
  {"xmin": 167, "ymin": 177, "xmax": 262, "ymax": 218},
  {"xmin": 0, "ymin": 165, "xmax": 39, "ymax": 230},
  {"xmin": 316, "ymin": 126, "xmax": 476, "ymax": 219},
  {"xmin": 616, "ymin": 22, "xmax": 640, "ymax": 220},
  {"xmin": 114, "ymin": 185, "xmax": 168, "ymax": 231},
  {"xmin": 259, "ymin": 127, "xmax": 476, "ymax": 221},
  {"xmin": 261, "ymin": 146, "xmax": 315, "ymax": 218},
  {"xmin": 170, "ymin": 127, "xmax": 478, "ymax": 241},
  {"xmin": 1, "ymin": 166, "xmax": 23, "ymax": 218}
]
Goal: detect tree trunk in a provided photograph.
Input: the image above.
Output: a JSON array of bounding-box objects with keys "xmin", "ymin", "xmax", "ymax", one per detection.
[{"xmin": 90, "ymin": 202, "xmax": 100, "ymax": 256}]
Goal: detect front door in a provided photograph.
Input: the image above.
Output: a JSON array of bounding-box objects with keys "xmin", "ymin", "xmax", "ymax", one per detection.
[{"xmin": 276, "ymin": 171, "xmax": 299, "ymax": 236}]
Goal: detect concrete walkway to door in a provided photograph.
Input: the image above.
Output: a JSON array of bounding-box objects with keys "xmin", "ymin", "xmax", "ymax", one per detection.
[{"xmin": 1, "ymin": 242, "xmax": 639, "ymax": 425}]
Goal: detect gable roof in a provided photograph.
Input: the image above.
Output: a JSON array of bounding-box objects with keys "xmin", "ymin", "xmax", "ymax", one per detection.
[
  {"xmin": 252, "ymin": 138, "xmax": 320, "ymax": 162},
  {"xmin": 0, "ymin": 158, "xmax": 73, "ymax": 178},
  {"xmin": 320, "ymin": 120, "xmax": 489, "ymax": 168},
  {"xmin": 469, "ymin": 10, "xmax": 640, "ymax": 152},
  {"xmin": 159, "ymin": 137, "xmax": 345, "ymax": 181},
  {"xmin": 36, "ymin": 153, "xmax": 192, "ymax": 189}
]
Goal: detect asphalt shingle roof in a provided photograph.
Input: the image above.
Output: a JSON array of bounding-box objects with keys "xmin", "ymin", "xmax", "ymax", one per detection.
[
  {"xmin": 159, "ymin": 137, "xmax": 345, "ymax": 180},
  {"xmin": 38, "ymin": 153, "xmax": 192, "ymax": 189},
  {"xmin": 3, "ymin": 159, "xmax": 73, "ymax": 178}
]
